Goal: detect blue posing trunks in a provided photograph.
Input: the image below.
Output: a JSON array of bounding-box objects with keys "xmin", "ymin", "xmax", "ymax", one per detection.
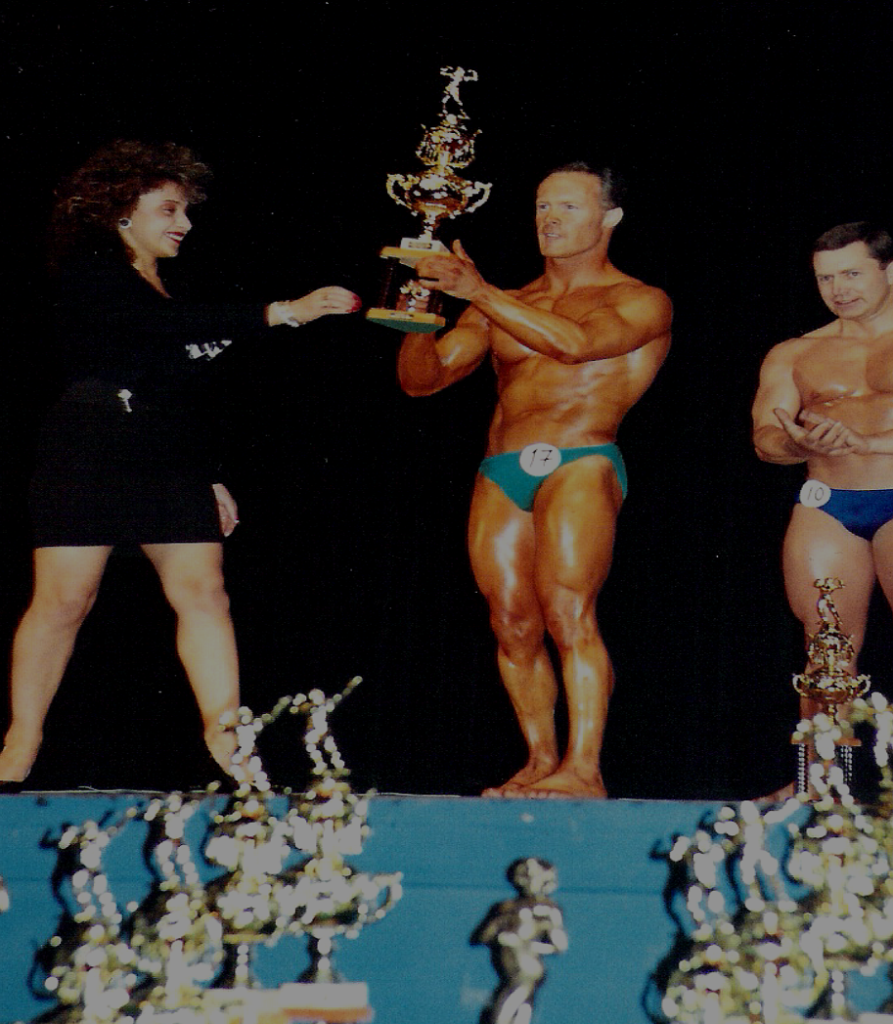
[
  {"xmin": 479, "ymin": 442, "xmax": 627, "ymax": 512},
  {"xmin": 798, "ymin": 479, "xmax": 893, "ymax": 542}
]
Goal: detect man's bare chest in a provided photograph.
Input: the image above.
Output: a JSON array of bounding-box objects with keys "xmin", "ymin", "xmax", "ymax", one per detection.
[
  {"xmin": 487, "ymin": 289, "xmax": 613, "ymax": 364},
  {"xmin": 795, "ymin": 339, "xmax": 893, "ymax": 403}
]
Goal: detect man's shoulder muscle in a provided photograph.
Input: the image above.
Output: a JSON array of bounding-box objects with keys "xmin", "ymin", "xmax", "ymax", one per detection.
[
  {"xmin": 584, "ymin": 279, "xmax": 672, "ymax": 346},
  {"xmin": 608, "ymin": 278, "xmax": 671, "ymax": 316},
  {"xmin": 763, "ymin": 333, "xmax": 818, "ymax": 366}
]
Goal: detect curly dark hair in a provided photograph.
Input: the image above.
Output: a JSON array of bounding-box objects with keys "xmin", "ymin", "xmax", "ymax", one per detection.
[{"xmin": 49, "ymin": 139, "xmax": 211, "ymax": 268}]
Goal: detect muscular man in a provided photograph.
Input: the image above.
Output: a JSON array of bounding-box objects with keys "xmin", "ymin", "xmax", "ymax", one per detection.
[
  {"xmin": 398, "ymin": 163, "xmax": 671, "ymax": 797},
  {"xmin": 752, "ymin": 222, "xmax": 893, "ymax": 720}
]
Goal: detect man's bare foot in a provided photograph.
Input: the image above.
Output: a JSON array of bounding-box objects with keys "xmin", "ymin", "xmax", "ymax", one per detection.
[
  {"xmin": 524, "ymin": 765, "xmax": 607, "ymax": 799},
  {"xmin": 482, "ymin": 756, "xmax": 559, "ymax": 797}
]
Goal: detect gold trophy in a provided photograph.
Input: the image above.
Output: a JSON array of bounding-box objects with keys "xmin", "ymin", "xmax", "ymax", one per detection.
[
  {"xmin": 792, "ymin": 578, "xmax": 870, "ymax": 794},
  {"xmin": 366, "ymin": 66, "xmax": 492, "ymax": 333}
]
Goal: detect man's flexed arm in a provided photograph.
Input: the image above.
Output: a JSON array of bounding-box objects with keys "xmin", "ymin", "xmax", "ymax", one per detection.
[
  {"xmin": 417, "ymin": 241, "xmax": 672, "ymax": 364},
  {"xmin": 753, "ymin": 343, "xmax": 806, "ymax": 463},
  {"xmin": 752, "ymin": 340, "xmax": 865, "ymax": 462},
  {"xmin": 397, "ymin": 303, "xmax": 490, "ymax": 397}
]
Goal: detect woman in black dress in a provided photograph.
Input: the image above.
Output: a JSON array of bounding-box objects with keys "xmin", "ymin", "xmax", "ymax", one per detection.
[{"xmin": 0, "ymin": 140, "xmax": 360, "ymax": 787}]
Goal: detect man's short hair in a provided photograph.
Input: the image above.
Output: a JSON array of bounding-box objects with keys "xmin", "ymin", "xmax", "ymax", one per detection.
[
  {"xmin": 545, "ymin": 161, "xmax": 626, "ymax": 210},
  {"xmin": 812, "ymin": 222, "xmax": 893, "ymax": 267}
]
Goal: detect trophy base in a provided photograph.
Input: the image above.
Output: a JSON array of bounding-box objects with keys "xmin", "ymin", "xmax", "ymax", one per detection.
[
  {"xmin": 365, "ymin": 307, "xmax": 445, "ymax": 334},
  {"xmin": 202, "ymin": 982, "xmax": 371, "ymax": 1024},
  {"xmin": 278, "ymin": 981, "xmax": 371, "ymax": 1022},
  {"xmin": 791, "ymin": 736, "xmax": 861, "ymax": 746},
  {"xmin": 368, "ymin": 237, "xmax": 448, "ymax": 332}
]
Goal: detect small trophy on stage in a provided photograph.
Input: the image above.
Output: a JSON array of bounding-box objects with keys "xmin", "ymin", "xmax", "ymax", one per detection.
[
  {"xmin": 366, "ymin": 65, "xmax": 492, "ymax": 334},
  {"xmin": 472, "ymin": 858, "xmax": 568, "ymax": 1024},
  {"xmin": 276, "ymin": 678, "xmax": 402, "ymax": 1024},
  {"xmin": 792, "ymin": 578, "xmax": 870, "ymax": 794}
]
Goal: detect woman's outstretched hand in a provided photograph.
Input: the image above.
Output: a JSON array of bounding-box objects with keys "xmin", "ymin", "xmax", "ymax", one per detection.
[{"xmin": 267, "ymin": 287, "xmax": 362, "ymax": 326}]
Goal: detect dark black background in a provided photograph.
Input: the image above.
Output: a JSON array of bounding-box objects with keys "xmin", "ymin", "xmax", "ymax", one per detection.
[{"xmin": 1, "ymin": 3, "xmax": 890, "ymax": 798}]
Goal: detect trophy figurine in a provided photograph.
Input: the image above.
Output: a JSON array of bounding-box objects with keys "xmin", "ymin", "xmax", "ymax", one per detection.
[
  {"xmin": 128, "ymin": 795, "xmax": 224, "ymax": 1016},
  {"xmin": 472, "ymin": 858, "xmax": 568, "ymax": 1024},
  {"xmin": 275, "ymin": 678, "xmax": 403, "ymax": 1024},
  {"xmin": 366, "ymin": 66, "xmax": 492, "ymax": 333}
]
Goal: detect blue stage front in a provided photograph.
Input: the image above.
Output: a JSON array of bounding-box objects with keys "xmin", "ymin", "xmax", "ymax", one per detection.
[
  {"xmin": 0, "ymin": 795, "xmax": 723, "ymax": 1023},
  {"xmin": 4, "ymin": 794, "xmax": 889, "ymax": 1023}
]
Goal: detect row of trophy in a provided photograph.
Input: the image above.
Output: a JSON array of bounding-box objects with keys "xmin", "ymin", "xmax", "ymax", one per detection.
[
  {"xmin": 658, "ymin": 580, "xmax": 893, "ymax": 1022},
  {"xmin": 659, "ymin": 697, "xmax": 893, "ymax": 1022},
  {"xmin": 28, "ymin": 679, "xmax": 402, "ymax": 1024},
  {"xmin": 10, "ymin": 677, "xmax": 567, "ymax": 1024}
]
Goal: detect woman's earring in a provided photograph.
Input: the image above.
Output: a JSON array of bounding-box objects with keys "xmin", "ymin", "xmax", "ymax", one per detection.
[{"xmin": 118, "ymin": 218, "xmax": 132, "ymax": 229}]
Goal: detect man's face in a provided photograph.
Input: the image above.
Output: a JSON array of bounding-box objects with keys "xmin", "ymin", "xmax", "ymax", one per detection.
[
  {"xmin": 535, "ymin": 172, "xmax": 614, "ymax": 259},
  {"xmin": 813, "ymin": 241, "xmax": 893, "ymax": 321}
]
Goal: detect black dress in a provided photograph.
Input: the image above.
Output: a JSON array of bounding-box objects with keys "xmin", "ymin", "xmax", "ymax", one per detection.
[{"xmin": 30, "ymin": 255, "xmax": 266, "ymax": 547}]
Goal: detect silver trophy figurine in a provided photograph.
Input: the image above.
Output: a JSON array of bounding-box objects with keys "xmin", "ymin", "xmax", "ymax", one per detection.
[{"xmin": 473, "ymin": 858, "xmax": 568, "ymax": 1024}]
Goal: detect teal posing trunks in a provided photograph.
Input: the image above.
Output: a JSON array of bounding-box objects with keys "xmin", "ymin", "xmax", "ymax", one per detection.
[{"xmin": 478, "ymin": 443, "xmax": 627, "ymax": 512}]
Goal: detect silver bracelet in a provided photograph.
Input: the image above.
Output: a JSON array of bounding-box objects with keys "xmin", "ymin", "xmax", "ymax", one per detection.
[{"xmin": 269, "ymin": 302, "xmax": 304, "ymax": 327}]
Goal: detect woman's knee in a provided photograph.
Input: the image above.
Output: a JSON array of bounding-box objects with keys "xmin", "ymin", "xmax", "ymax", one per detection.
[
  {"xmin": 29, "ymin": 584, "xmax": 99, "ymax": 629},
  {"xmin": 163, "ymin": 569, "xmax": 230, "ymax": 616}
]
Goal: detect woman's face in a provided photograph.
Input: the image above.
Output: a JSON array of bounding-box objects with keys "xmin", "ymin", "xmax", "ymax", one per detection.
[{"xmin": 119, "ymin": 182, "xmax": 192, "ymax": 266}]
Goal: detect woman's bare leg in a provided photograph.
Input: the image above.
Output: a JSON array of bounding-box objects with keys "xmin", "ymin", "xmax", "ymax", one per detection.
[
  {"xmin": 142, "ymin": 542, "xmax": 240, "ymax": 771},
  {"xmin": 0, "ymin": 546, "xmax": 112, "ymax": 781}
]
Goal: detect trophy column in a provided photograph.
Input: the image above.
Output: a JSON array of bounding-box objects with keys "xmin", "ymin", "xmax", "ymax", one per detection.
[{"xmin": 366, "ymin": 238, "xmax": 449, "ymax": 334}]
